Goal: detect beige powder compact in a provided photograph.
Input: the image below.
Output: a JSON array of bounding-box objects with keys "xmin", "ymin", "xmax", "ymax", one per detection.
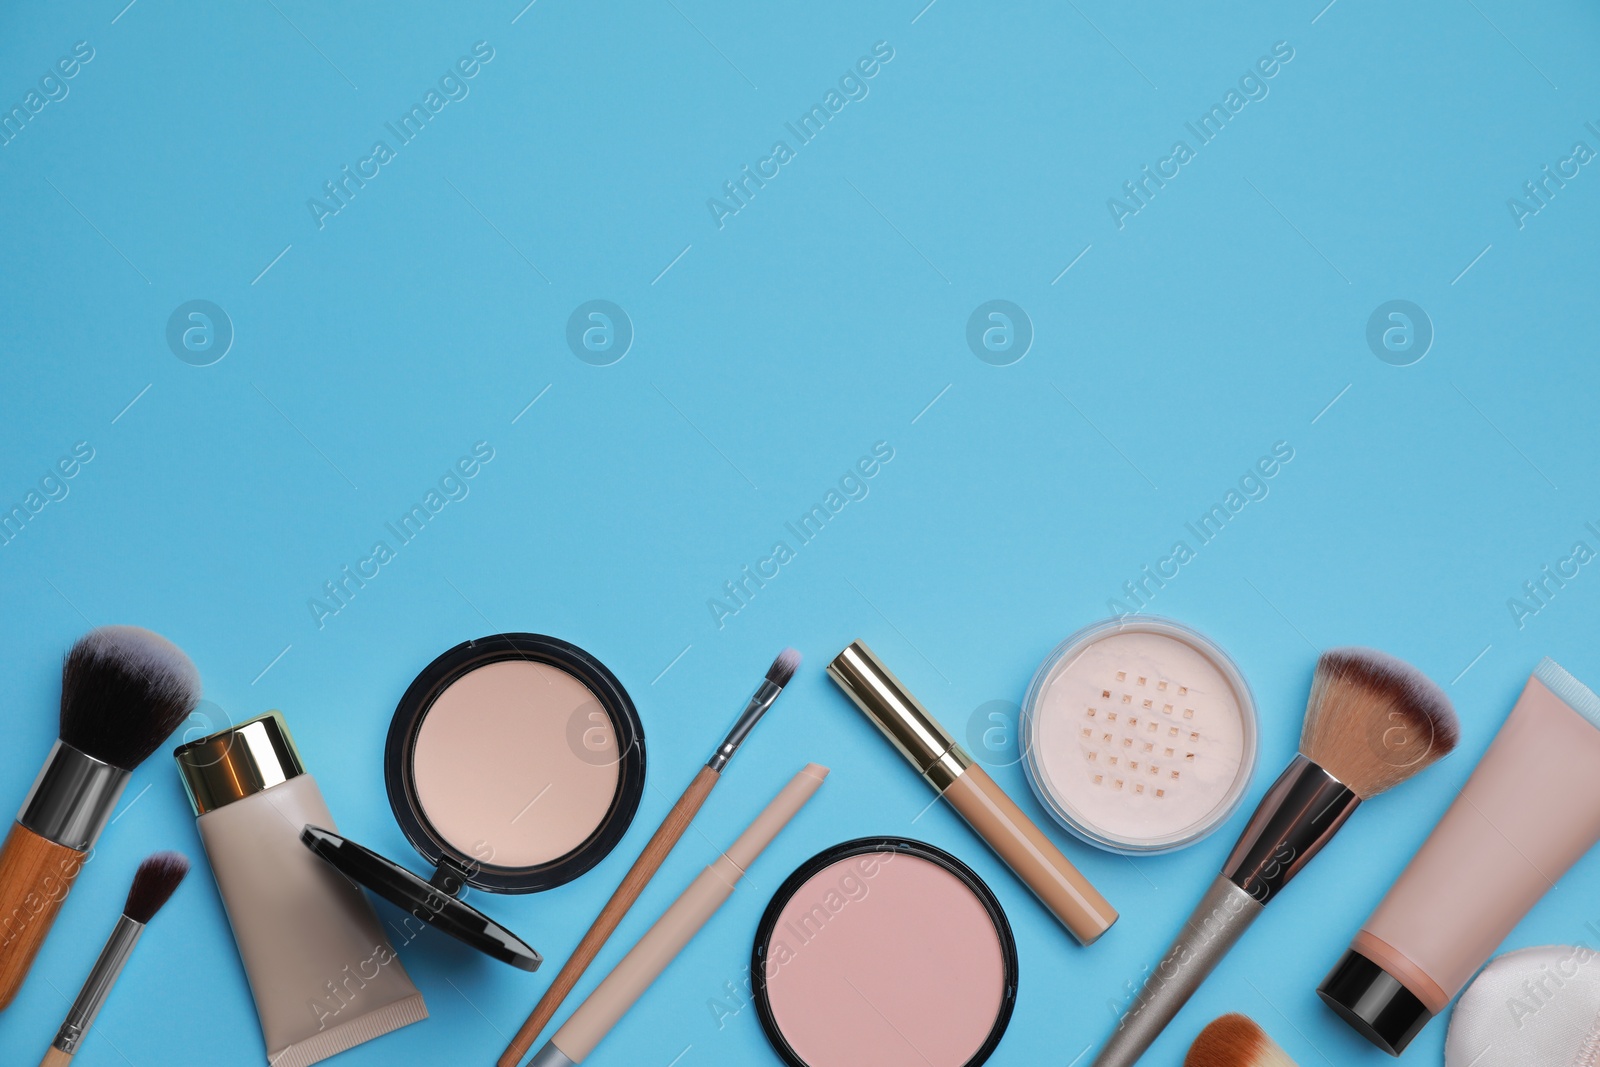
[{"xmin": 303, "ymin": 633, "xmax": 646, "ymax": 969}]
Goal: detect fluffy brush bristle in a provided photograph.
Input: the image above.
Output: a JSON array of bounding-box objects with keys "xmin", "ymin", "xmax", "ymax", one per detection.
[
  {"xmin": 60, "ymin": 626, "xmax": 202, "ymax": 771},
  {"xmin": 123, "ymin": 851, "xmax": 190, "ymax": 924},
  {"xmin": 766, "ymin": 647, "xmax": 802, "ymax": 688},
  {"xmin": 1186, "ymin": 1014, "xmax": 1297, "ymax": 1067},
  {"xmin": 1299, "ymin": 647, "xmax": 1460, "ymax": 799}
]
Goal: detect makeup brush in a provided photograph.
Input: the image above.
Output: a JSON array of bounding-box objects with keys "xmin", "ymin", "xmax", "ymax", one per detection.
[
  {"xmin": 1093, "ymin": 647, "xmax": 1459, "ymax": 1067},
  {"xmin": 1185, "ymin": 1014, "xmax": 1298, "ymax": 1067},
  {"xmin": 0, "ymin": 627, "xmax": 200, "ymax": 1010},
  {"xmin": 499, "ymin": 648, "xmax": 801, "ymax": 1067},
  {"xmin": 525, "ymin": 765, "xmax": 828, "ymax": 1067},
  {"xmin": 40, "ymin": 851, "xmax": 189, "ymax": 1066}
]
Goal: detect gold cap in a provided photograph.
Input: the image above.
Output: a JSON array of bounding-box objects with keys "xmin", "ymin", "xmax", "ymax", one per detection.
[
  {"xmin": 826, "ymin": 641, "xmax": 971, "ymax": 791},
  {"xmin": 173, "ymin": 712, "xmax": 305, "ymax": 815}
]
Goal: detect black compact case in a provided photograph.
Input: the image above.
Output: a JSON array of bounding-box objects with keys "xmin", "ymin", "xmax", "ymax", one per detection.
[
  {"xmin": 750, "ymin": 836, "xmax": 1020, "ymax": 1067},
  {"xmin": 303, "ymin": 633, "xmax": 647, "ymax": 970}
]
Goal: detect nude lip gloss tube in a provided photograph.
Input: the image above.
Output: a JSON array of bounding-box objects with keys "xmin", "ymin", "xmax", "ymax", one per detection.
[{"xmin": 827, "ymin": 640, "xmax": 1118, "ymax": 945}]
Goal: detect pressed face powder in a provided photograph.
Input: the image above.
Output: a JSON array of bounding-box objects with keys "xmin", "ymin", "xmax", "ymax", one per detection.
[
  {"xmin": 1022, "ymin": 616, "xmax": 1257, "ymax": 854},
  {"xmin": 754, "ymin": 840, "xmax": 1016, "ymax": 1067},
  {"xmin": 304, "ymin": 634, "xmax": 643, "ymax": 967},
  {"xmin": 412, "ymin": 659, "xmax": 621, "ymax": 869}
]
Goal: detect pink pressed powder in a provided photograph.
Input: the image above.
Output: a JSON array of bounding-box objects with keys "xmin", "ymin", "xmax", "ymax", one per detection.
[
  {"xmin": 1022, "ymin": 616, "xmax": 1257, "ymax": 854},
  {"xmin": 412, "ymin": 659, "xmax": 620, "ymax": 869},
  {"xmin": 756, "ymin": 842, "xmax": 1015, "ymax": 1067}
]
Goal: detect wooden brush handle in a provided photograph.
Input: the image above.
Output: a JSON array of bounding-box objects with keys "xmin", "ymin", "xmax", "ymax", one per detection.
[
  {"xmin": 0, "ymin": 822, "xmax": 86, "ymax": 1011},
  {"xmin": 499, "ymin": 764, "xmax": 721, "ymax": 1067},
  {"xmin": 39, "ymin": 1045, "xmax": 72, "ymax": 1067}
]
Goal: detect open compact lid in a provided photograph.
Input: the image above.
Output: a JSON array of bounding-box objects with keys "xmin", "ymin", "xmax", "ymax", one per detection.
[{"xmin": 302, "ymin": 825, "xmax": 543, "ymax": 972}]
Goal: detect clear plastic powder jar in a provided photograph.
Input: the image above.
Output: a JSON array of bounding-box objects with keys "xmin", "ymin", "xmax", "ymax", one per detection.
[{"xmin": 1020, "ymin": 615, "xmax": 1258, "ymax": 855}]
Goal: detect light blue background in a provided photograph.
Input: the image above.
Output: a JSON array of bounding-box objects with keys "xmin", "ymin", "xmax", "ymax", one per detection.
[{"xmin": 2, "ymin": 0, "xmax": 1598, "ymax": 1064}]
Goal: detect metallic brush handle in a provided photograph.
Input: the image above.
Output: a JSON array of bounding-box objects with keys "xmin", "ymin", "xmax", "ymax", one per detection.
[
  {"xmin": 1093, "ymin": 757, "xmax": 1363, "ymax": 1066},
  {"xmin": 51, "ymin": 915, "xmax": 143, "ymax": 1055},
  {"xmin": 1092, "ymin": 878, "xmax": 1262, "ymax": 1067}
]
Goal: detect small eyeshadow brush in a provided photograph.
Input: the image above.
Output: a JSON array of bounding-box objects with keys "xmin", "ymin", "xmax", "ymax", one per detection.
[
  {"xmin": 40, "ymin": 851, "xmax": 189, "ymax": 1066},
  {"xmin": 0, "ymin": 627, "xmax": 200, "ymax": 1010},
  {"xmin": 499, "ymin": 648, "xmax": 801, "ymax": 1067}
]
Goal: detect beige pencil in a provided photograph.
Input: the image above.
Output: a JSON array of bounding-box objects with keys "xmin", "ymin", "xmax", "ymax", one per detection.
[
  {"xmin": 500, "ymin": 649, "xmax": 801, "ymax": 1067},
  {"xmin": 525, "ymin": 763, "xmax": 828, "ymax": 1067}
]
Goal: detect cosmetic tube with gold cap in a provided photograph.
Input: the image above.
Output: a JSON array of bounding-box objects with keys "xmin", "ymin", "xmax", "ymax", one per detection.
[
  {"xmin": 828, "ymin": 641, "xmax": 1118, "ymax": 945},
  {"xmin": 175, "ymin": 713, "xmax": 427, "ymax": 1067}
]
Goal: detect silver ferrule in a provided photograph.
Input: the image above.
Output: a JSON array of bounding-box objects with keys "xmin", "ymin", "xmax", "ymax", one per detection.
[
  {"xmin": 18, "ymin": 741, "xmax": 130, "ymax": 852},
  {"xmin": 706, "ymin": 679, "xmax": 782, "ymax": 773},
  {"xmin": 526, "ymin": 1042, "xmax": 578, "ymax": 1067},
  {"xmin": 1220, "ymin": 754, "xmax": 1361, "ymax": 906},
  {"xmin": 53, "ymin": 913, "xmax": 144, "ymax": 1054}
]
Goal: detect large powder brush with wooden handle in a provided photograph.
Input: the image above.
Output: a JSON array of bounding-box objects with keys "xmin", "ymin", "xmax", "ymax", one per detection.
[{"xmin": 0, "ymin": 627, "xmax": 200, "ymax": 1011}]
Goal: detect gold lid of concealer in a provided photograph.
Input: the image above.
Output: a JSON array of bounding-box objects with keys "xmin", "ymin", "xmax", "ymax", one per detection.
[
  {"xmin": 827, "ymin": 641, "xmax": 972, "ymax": 791},
  {"xmin": 174, "ymin": 712, "xmax": 305, "ymax": 815}
]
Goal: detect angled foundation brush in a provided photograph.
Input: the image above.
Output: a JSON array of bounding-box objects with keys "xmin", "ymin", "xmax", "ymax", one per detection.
[
  {"xmin": 1093, "ymin": 647, "xmax": 1459, "ymax": 1067},
  {"xmin": 0, "ymin": 627, "xmax": 200, "ymax": 1011},
  {"xmin": 40, "ymin": 851, "xmax": 189, "ymax": 1066},
  {"xmin": 1185, "ymin": 1014, "xmax": 1298, "ymax": 1067},
  {"xmin": 499, "ymin": 648, "xmax": 801, "ymax": 1067}
]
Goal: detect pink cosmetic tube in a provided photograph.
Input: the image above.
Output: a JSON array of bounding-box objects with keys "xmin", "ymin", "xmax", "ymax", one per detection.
[{"xmin": 1319, "ymin": 659, "xmax": 1600, "ymax": 1055}]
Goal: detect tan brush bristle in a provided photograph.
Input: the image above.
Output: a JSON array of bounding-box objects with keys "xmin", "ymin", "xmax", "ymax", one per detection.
[
  {"xmin": 1186, "ymin": 1014, "xmax": 1299, "ymax": 1067},
  {"xmin": 1298, "ymin": 647, "xmax": 1460, "ymax": 799}
]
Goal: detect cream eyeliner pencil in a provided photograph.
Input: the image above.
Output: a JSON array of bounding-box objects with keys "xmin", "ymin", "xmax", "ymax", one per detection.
[
  {"xmin": 499, "ymin": 649, "xmax": 800, "ymax": 1067},
  {"xmin": 525, "ymin": 764, "xmax": 827, "ymax": 1067}
]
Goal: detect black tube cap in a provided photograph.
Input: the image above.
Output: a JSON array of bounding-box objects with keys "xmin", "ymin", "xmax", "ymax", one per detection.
[{"xmin": 1317, "ymin": 949, "xmax": 1433, "ymax": 1056}]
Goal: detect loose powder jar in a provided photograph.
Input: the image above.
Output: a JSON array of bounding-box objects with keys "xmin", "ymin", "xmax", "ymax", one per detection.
[{"xmin": 1020, "ymin": 616, "xmax": 1257, "ymax": 854}]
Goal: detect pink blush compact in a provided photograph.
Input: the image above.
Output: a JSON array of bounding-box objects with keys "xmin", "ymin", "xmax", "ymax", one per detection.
[{"xmin": 752, "ymin": 839, "xmax": 1017, "ymax": 1067}]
